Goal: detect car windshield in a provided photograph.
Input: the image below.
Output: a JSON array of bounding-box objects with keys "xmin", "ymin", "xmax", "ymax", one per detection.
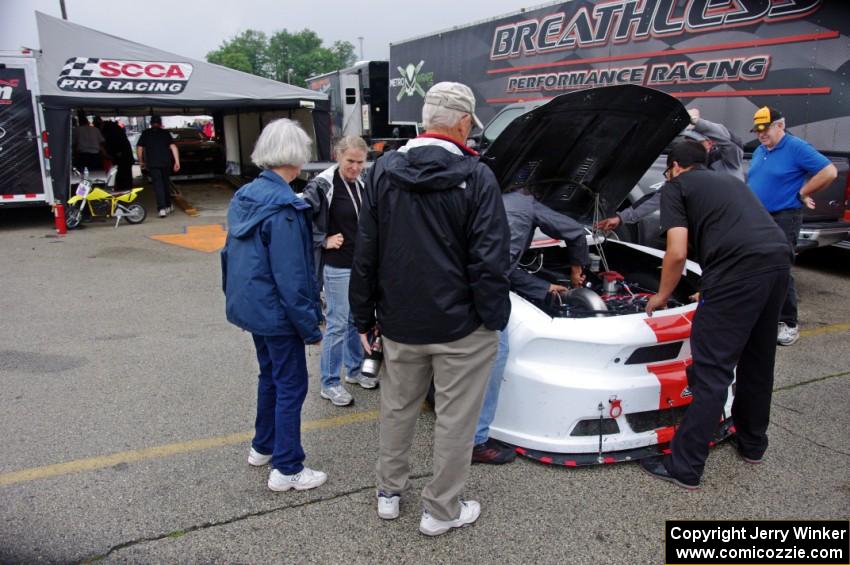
[
  {"xmin": 170, "ymin": 129, "xmax": 204, "ymax": 141},
  {"xmin": 482, "ymin": 107, "xmax": 531, "ymax": 144}
]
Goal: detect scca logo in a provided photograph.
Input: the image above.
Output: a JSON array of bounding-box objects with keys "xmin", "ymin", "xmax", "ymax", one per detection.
[
  {"xmin": 57, "ymin": 58, "xmax": 194, "ymax": 95},
  {"xmin": 98, "ymin": 61, "xmax": 188, "ymax": 79}
]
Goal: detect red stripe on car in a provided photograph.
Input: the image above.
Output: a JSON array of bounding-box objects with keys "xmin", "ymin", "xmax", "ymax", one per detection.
[
  {"xmin": 643, "ymin": 314, "xmax": 692, "ymax": 342},
  {"xmin": 655, "ymin": 426, "xmax": 676, "ymax": 445},
  {"xmin": 647, "ymin": 359, "xmax": 693, "ymax": 410}
]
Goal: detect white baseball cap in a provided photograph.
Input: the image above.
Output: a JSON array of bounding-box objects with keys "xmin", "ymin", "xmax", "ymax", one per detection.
[{"xmin": 424, "ymin": 82, "xmax": 484, "ymax": 129}]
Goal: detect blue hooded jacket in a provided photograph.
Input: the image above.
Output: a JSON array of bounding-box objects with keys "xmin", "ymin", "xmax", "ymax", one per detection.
[{"xmin": 221, "ymin": 170, "xmax": 322, "ymax": 342}]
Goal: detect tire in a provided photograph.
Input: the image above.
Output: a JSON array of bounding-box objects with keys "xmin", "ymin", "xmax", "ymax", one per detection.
[
  {"xmin": 124, "ymin": 203, "xmax": 146, "ymax": 224},
  {"xmin": 65, "ymin": 205, "xmax": 83, "ymax": 230}
]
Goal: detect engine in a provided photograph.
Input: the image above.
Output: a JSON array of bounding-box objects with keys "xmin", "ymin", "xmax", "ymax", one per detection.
[{"xmin": 517, "ymin": 240, "xmax": 697, "ymax": 318}]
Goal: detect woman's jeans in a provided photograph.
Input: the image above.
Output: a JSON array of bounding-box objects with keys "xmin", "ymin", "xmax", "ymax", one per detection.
[
  {"xmin": 320, "ymin": 265, "xmax": 364, "ymax": 388},
  {"xmin": 474, "ymin": 329, "xmax": 510, "ymax": 445},
  {"xmin": 251, "ymin": 333, "xmax": 308, "ymax": 475}
]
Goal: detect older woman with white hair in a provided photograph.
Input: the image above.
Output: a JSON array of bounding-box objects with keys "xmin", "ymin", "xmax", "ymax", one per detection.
[
  {"xmin": 221, "ymin": 118, "xmax": 326, "ymax": 492},
  {"xmin": 302, "ymin": 136, "xmax": 372, "ymax": 407}
]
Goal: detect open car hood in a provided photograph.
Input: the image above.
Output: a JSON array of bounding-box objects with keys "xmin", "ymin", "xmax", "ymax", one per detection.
[{"xmin": 481, "ymin": 85, "xmax": 690, "ymax": 221}]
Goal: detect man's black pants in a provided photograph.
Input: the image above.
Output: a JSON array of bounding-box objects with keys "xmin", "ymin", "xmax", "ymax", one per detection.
[
  {"xmin": 770, "ymin": 209, "xmax": 801, "ymax": 326},
  {"xmin": 666, "ymin": 268, "xmax": 790, "ymax": 484},
  {"xmin": 148, "ymin": 167, "xmax": 172, "ymax": 211}
]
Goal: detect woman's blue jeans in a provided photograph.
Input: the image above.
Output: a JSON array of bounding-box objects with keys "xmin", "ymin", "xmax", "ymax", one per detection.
[
  {"xmin": 320, "ymin": 265, "xmax": 364, "ymax": 388},
  {"xmin": 251, "ymin": 333, "xmax": 307, "ymax": 475}
]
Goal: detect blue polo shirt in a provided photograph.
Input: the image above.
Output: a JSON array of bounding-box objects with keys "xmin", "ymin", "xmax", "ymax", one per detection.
[{"xmin": 747, "ymin": 133, "xmax": 831, "ymax": 213}]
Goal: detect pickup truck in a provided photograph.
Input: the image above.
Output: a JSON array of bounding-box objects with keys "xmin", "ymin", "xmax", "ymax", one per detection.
[{"xmin": 478, "ymin": 100, "xmax": 850, "ymax": 252}]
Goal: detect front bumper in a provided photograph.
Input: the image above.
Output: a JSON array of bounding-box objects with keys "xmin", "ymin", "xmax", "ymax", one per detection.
[{"xmin": 488, "ymin": 294, "xmax": 734, "ymax": 461}]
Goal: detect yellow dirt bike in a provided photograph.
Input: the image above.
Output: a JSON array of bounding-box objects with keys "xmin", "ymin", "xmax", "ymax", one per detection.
[{"xmin": 65, "ymin": 168, "xmax": 147, "ymax": 229}]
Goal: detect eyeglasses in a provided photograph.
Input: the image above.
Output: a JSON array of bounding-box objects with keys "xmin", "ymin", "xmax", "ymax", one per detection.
[{"xmin": 663, "ymin": 166, "xmax": 673, "ymax": 180}]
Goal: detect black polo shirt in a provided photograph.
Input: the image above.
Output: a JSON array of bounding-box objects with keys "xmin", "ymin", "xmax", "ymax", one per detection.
[
  {"xmin": 137, "ymin": 127, "xmax": 175, "ymax": 168},
  {"xmin": 659, "ymin": 165, "xmax": 792, "ymax": 290}
]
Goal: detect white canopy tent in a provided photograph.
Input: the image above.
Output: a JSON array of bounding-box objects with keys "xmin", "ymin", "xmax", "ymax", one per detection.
[{"xmin": 35, "ymin": 12, "xmax": 330, "ymax": 200}]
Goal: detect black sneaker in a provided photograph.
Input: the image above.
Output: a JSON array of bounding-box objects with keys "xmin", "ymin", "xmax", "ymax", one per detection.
[
  {"xmin": 728, "ymin": 437, "xmax": 763, "ymax": 465},
  {"xmin": 639, "ymin": 455, "xmax": 700, "ymax": 490},
  {"xmin": 471, "ymin": 438, "xmax": 516, "ymax": 465}
]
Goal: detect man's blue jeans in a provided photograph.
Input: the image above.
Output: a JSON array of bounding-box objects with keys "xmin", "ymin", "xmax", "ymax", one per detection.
[
  {"xmin": 251, "ymin": 333, "xmax": 308, "ymax": 475},
  {"xmin": 474, "ymin": 329, "xmax": 509, "ymax": 445},
  {"xmin": 320, "ymin": 265, "xmax": 364, "ymax": 388}
]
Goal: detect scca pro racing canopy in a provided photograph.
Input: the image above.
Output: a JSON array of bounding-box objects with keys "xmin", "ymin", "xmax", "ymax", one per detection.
[{"xmin": 35, "ymin": 12, "xmax": 330, "ymax": 200}]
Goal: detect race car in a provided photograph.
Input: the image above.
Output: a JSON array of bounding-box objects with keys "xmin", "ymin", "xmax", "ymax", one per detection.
[{"xmin": 481, "ymin": 85, "xmax": 735, "ymax": 465}]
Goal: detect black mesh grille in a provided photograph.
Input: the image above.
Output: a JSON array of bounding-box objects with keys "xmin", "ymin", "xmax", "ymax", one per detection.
[
  {"xmin": 624, "ymin": 342, "xmax": 683, "ymax": 365},
  {"xmin": 625, "ymin": 405, "xmax": 690, "ymax": 433},
  {"xmin": 570, "ymin": 417, "xmax": 620, "ymax": 436}
]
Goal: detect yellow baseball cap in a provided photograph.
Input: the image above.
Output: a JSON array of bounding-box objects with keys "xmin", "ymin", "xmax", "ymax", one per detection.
[{"xmin": 752, "ymin": 106, "xmax": 783, "ymax": 132}]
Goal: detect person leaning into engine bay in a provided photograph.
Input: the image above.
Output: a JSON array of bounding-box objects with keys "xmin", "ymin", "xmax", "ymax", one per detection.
[
  {"xmin": 469, "ymin": 188, "xmax": 588, "ymax": 466},
  {"xmin": 504, "ymin": 188, "xmax": 588, "ymax": 302}
]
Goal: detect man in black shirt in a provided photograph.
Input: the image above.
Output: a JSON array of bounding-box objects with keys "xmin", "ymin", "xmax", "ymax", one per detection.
[
  {"xmin": 640, "ymin": 140, "xmax": 792, "ymax": 489},
  {"xmin": 137, "ymin": 115, "xmax": 180, "ymax": 217}
]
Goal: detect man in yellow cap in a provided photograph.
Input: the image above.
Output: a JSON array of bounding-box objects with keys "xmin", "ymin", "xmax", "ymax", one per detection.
[{"xmin": 747, "ymin": 106, "xmax": 837, "ymax": 346}]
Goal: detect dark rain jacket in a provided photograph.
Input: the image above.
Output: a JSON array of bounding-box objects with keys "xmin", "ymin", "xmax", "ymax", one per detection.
[
  {"xmin": 349, "ymin": 136, "xmax": 511, "ymax": 345},
  {"xmin": 503, "ymin": 191, "xmax": 589, "ymax": 301},
  {"xmin": 221, "ymin": 170, "xmax": 322, "ymax": 342},
  {"xmin": 299, "ymin": 163, "xmax": 366, "ymax": 284}
]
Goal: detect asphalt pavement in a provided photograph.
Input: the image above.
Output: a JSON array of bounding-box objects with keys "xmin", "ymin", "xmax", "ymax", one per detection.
[{"xmin": 0, "ymin": 184, "xmax": 847, "ymax": 564}]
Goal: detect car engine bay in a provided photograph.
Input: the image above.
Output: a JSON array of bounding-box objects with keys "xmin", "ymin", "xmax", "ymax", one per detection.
[{"xmin": 518, "ymin": 238, "xmax": 700, "ymax": 318}]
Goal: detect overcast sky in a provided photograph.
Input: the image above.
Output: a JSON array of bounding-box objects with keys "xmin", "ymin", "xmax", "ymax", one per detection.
[{"xmin": 4, "ymin": 0, "xmax": 548, "ymax": 61}]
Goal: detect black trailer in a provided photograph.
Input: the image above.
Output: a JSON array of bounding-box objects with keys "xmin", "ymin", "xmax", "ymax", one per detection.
[{"xmin": 389, "ymin": 0, "xmax": 850, "ymax": 156}]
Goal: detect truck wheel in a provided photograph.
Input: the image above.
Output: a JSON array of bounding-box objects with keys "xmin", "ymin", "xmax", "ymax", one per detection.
[
  {"xmin": 65, "ymin": 206, "xmax": 83, "ymax": 229},
  {"xmin": 124, "ymin": 203, "xmax": 146, "ymax": 224}
]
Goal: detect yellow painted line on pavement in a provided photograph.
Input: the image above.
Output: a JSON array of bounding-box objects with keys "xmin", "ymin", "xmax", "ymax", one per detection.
[
  {"xmin": 3, "ymin": 323, "xmax": 847, "ymax": 488},
  {"xmin": 0, "ymin": 410, "xmax": 379, "ymax": 488},
  {"xmin": 800, "ymin": 323, "xmax": 850, "ymax": 338}
]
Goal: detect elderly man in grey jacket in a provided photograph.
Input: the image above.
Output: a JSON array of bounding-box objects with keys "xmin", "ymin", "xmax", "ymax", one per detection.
[{"xmin": 595, "ymin": 109, "xmax": 744, "ymax": 232}]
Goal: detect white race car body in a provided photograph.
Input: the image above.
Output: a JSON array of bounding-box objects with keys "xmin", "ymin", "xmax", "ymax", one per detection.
[
  {"xmin": 480, "ymin": 86, "xmax": 737, "ymax": 464},
  {"xmin": 489, "ymin": 238, "xmax": 734, "ymax": 465}
]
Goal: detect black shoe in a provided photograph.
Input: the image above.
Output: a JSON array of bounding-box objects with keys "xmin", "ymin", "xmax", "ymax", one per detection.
[
  {"xmin": 639, "ymin": 456, "xmax": 700, "ymax": 490},
  {"xmin": 728, "ymin": 437, "xmax": 763, "ymax": 465},
  {"xmin": 471, "ymin": 438, "xmax": 517, "ymax": 465}
]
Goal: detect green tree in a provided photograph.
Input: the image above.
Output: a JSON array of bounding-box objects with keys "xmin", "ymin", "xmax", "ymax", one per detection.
[
  {"xmin": 207, "ymin": 30, "xmax": 269, "ymax": 76},
  {"xmin": 206, "ymin": 28, "xmax": 357, "ymax": 87}
]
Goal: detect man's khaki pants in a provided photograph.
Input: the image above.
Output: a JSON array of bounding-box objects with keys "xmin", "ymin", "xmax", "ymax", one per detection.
[{"xmin": 377, "ymin": 326, "xmax": 498, "ymax": 521}]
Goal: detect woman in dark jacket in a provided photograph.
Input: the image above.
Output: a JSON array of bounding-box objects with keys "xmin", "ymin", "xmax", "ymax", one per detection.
[
  {"xmin": 221, "ymin": 118, "xmax": 326, "ymax": 492},
  {"xmin": 301, "ymin": 136, "xmax": 372, "ymax": 407}
]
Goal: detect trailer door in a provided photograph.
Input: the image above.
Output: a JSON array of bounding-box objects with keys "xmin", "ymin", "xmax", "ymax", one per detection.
[
  {"xmin": 0, "ymin": 64, "xmax": 48, "ymax": 202},
  {"xmin": 341, "ymin": 72, "xmax": 362, "ymax": 138}
]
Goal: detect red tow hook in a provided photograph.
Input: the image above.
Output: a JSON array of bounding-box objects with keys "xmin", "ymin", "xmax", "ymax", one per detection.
[{"xmin": 609, "ymin": 397, "xmax": 622, "ymax": 419}]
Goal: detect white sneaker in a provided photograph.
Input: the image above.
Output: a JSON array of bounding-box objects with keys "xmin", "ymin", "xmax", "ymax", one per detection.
[
  {"xmin": 377, "ymin": 492, "xmax": 400, "ymax": 520},
  {"xmin": 777, "ymin": 322, "xmax": 800, "ymax": 346},
  {"xmin": 419, "ymin": 500, "xmax": 481, "ymax": 536},
  {"xmin": 167, "ymin": 204, "xmax": 174, "ymax": 214},
  {"xmin": 345, "ymin": 373, "xmax": 378, "ymax": 389},
  {"xmin": 320, "ymin": 385, "xmax": 353, "ymax": 406},
  {"xmin": 268, "ymin": 467, "xmax": 327, "ymax": 492},
  {"xmin": 158, "ymin": 208, "xmax": 167, "ymax": 218},
  {"xmin": 248, "ymin": 447, "xmax": 271, "ymax": 466}
]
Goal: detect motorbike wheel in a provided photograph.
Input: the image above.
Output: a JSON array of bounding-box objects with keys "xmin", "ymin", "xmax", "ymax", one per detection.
[
  {"xmin": 65, "ymin": 206, "xmax": 83, "ymax": 229},
  {"xmin": 124, "ymin": 203, "xmax": 147, "ymax": 224}
]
